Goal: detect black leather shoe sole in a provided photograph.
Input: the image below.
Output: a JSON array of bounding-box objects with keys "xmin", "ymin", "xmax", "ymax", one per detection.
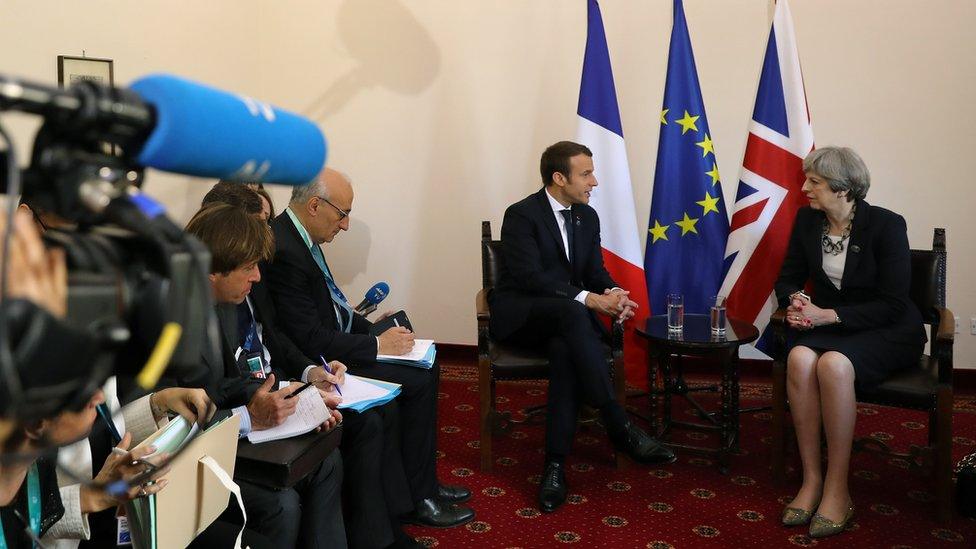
[
  {"xmin": 631, "ymin": 451, "xmax": 678, "ymax": 465},
  {"xmin": 402, "ymin": 507, "xmax": 475, "ymax": 529}
]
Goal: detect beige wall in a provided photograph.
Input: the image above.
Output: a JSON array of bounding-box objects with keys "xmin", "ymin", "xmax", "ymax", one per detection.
[{"xmin": 3, "ymin": 0, "xmax": 975, "ymax": 366}]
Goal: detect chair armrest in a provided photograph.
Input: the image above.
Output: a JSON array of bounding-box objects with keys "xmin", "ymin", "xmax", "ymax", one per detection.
[
  {"xmin": 610, "ymin": 320, "xmax": 624, "ymax": 355},
  {"xmin": 768, "ymin": 307, "xmax": 788, "ymax": 361},
  {"xmin": 936, "ymin": 306, "xmax": 954, "ymax": 344},
  {"xmin": 476, "ymin": 289, "xmax": 490, "ymax": 322},
  {"xmin": 934, "ymin": 306, "xmax": 954, "ymax": 384}
]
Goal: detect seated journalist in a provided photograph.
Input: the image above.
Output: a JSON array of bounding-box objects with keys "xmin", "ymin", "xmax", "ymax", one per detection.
[
  {"xmin": 490, "ymin": 141, "xmax": 675, "ymax": 513},
  {"xmin": 184, "ymin": 203, "xmax": 348, "ymax": 548},
  {"xmin": 198, "ymin": 184, "xmax": 424, "ymax": 549},
  {"xmin": 775, "ymin": 146, "xmax": 925, "ymax": 538},
  {"xmin": 263, "ymin": 168, "xmax": 474, "ymax": 528}
]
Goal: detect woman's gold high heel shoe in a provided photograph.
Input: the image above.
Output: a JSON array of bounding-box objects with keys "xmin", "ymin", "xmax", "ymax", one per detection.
[
  {"xmin": 809, "ymin": 502, "xmax": 855, "ymax": 538},
  {"xmin": 782, "ymin": 494, "xmax": 821, "ymax": 527},
  {"xmin": 781, "ymin": 505, "xmax": 815, "ymax": 527}
]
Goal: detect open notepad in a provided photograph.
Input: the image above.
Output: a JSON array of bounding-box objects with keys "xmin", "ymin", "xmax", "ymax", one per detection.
[
  {"xmin": 246, "ymin": 381, "xmax": 331, "ymax": 444},
  {"xmin": 376, "ymin": 339, "xmax": 436, "ymax": 369},
  {"xmin": 336, "ymin": 374, "xmax": 401, "ymax": 413}
]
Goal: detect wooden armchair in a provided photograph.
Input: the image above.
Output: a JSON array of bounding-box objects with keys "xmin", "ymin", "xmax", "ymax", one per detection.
[
  {"xmin": 476, "ymin": 221, "xmax": 626, "ymax": 472},
  {"xmin": 769, "ymin": 228, "xmax": 954, "ymax": 521}
]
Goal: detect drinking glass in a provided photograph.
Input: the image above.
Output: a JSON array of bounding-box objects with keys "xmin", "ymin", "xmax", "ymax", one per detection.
[
  {"xmin": 666, "ymin": 294, "xmax": 684, "ymax": 333},
  {"xmin": 710, "ymin": 295, "xmax": 727, "ymax": 336}
]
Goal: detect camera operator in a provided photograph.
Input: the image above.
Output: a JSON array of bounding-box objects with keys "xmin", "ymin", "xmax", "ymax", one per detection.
[{"xmin": 0, "ymin": 208, "xmax": 170, "ymax": 547}]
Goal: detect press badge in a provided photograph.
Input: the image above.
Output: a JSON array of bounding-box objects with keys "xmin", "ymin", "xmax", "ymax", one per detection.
[
  {"xmin": 117, "ymin": 516, "xmax": 131, "ymax": 545},
  {"xmin": 244, "ymin": 351, "xmax": 266, "ymax": 379}
]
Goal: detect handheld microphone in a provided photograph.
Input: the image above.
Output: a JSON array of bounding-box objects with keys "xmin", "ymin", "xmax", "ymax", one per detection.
[{"xmin": 354, "ymin": 282, "xmax": 390, "ymax": 316}]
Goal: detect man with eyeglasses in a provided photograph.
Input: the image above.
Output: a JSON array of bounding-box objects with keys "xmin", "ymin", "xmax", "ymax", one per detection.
[{"xmin": 264, "ymin": 168, "xmax": 474, "ymax": 530}]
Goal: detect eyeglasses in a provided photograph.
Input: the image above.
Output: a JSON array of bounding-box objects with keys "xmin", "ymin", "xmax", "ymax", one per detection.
[{"xmin": 316, "ymin": 196, "xmax": 350, "ymax": 220}]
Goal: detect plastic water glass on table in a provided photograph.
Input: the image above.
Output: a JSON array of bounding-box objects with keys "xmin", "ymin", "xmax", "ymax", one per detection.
[
  {"xmin": 710, "ymin": 295, "xmax": 727, "ymax": 336},
  {"xmin": 667, "ymin": 294, "xmax": 684, "ymax": 333}
]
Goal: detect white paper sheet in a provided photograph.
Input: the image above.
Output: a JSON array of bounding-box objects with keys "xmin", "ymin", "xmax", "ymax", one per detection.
[{"xmin": 246, "ymin": 382, "xmax": 330, "ymax": 444}]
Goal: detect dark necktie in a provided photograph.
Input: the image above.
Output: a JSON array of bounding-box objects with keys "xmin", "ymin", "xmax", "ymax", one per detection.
[{"xmin": 560, "ymin": 209, "xmax": 575, "ymax": 266}]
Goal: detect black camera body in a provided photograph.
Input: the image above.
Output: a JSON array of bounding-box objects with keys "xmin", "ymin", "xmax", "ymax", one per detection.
[{"xmin": 0, "ymin": 75, "xmax": 219, "ymax": 420}]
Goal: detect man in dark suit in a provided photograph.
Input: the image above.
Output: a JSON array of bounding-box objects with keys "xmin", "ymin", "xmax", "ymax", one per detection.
[
  {"xmin": 183, "ymin": 203, "xmax": 348, "ymax": 548},
  {"xmin": 490, "ymin": 141, "xmax": 675, "ymax": 513},
  {"xmin": 191, "ymin": 196, "xmax": 425, "ymax": 549},
  {"xmin": 264, "ymin": 168, "xmax": 474, "ymax": 528}
]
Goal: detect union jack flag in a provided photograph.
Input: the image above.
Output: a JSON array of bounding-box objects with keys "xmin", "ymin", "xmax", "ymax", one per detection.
[{"xmin": 718, "ymin": 0, "xmax": 814, "ymax": 354}]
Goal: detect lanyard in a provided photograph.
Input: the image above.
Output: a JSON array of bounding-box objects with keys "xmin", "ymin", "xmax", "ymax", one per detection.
[
  {"xmin": 242, "ymin": 320, "xmax": 258, "ymax": 352},
  {"xmin": 97, "ymin": 403, "xmax": 123, "ymax": 445},
  {"xmin": 0, "ymin": 464, "xmax": 41, "ymax": 549}
]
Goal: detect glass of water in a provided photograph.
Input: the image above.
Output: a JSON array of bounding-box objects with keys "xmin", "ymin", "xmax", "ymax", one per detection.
[
  {"xmin": 666, "ymin": 294, "xmax": 684, "ymax": 333},
  {"xmin": 710, "ymin": 295, "xmax": 727, "ymax": 336}
]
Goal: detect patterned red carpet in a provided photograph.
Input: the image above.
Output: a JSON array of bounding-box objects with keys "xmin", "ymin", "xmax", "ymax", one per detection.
[{"xmin": 404, "ymin": 364, "xmax": 976, "ymax": 548}]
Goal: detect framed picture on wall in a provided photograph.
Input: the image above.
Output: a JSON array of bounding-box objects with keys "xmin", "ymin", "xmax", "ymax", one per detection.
[{"xmin": 57, "ymin": 55, "xmax": 113, "ymax": 88}]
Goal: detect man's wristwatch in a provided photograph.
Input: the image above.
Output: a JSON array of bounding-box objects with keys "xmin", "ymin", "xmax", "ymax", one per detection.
[{"xmin": 834, "ymin": 312, "xmax": 842, "ymax": 325}]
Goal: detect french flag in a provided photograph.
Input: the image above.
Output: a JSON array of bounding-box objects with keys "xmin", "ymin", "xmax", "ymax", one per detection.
[
  {"xmin": 719, "ymin": 0, "xmax": 814, "ymax": 356},
  {"xmin": 575, "ymin": 0, "xmax": 649, "ymax": 386}
]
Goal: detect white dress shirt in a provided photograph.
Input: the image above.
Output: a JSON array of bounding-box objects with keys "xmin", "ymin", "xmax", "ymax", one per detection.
[{"xmin": 544, "ymin": 188, "xmax": 589, "ymax": 304}]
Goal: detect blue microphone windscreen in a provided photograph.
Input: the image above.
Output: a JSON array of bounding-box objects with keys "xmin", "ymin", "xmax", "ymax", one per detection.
[
  {"xmin": 366, "ymin": 282, "xmax": 390, "ymax": 305},
  {"xmin": 130, "ymin": 74, "xmax": 327, "ymax": 185}
]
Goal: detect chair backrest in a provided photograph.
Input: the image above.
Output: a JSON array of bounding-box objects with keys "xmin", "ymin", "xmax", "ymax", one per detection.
[
  {"xmin": 481, "ymin": 221, "xmax": 504, "ymax": 291},
  {"xmin": 909, "ymin": 228, "xmax": 947, "ymax": 327}
]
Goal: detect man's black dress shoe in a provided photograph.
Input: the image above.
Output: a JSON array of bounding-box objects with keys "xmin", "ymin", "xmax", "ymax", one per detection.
[
  {"xmin": 402, "ymin": 498, "xmax": 475, "ymax": 528},
  {"xmin": 436, "ymin": 483, "xmax": 472, "ymax": 503},
  {"xmin": 538, "ymin": 461, "xmax": 568, "ymax": 513},
  {"xmin": 610, "ymin": 421, "xmax": 677, "ymax": 464},
  {"xmin": 388, "ymin": 537, "xmax": 424, "ymax": 549}
]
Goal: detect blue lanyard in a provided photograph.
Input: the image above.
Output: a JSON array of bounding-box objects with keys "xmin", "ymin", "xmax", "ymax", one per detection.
[
  {"xmin": 0, "ymin": 464, "xmax": 41, "ymax": 549},
  {"xmin": 97, "ymin": 403, "xmax": 123, "ymax": 444}
]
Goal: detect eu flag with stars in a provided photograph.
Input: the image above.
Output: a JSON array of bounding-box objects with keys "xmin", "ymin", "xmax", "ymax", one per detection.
[{"xmin": 644, "ymin": 0, "xmax": 728, "ymax": 315}]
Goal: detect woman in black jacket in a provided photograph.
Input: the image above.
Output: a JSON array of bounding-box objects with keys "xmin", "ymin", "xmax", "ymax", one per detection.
[{"xmin": 774, "ymin": 147, "xmax": 925, "ymax": 538}]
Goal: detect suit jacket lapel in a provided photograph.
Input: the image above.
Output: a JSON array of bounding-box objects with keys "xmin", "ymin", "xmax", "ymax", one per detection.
[
  {"xmin": 534, "ymin": 189, "xmax": 570, "ymax": 266},
  {"xmin": 841, "ymin": 200, "xmax": 869, "ymax": 288},
  {"xmin": 215, "ymin": 303, "xmax": 240, "ymax": 375},
  {"xmin": 805, "ymin": 210, "xmax": 826, "ymax": 285}
]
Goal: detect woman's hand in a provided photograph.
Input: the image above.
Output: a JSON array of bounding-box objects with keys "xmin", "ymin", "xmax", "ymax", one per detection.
[
  {"xmin": 81, "ymin": 433, "xmax": 171, "ymax": 513},
  {"xmin": 0, "ymin": 208, "xmax": 67, "ymax": 318},
  {"xmin": 150, "ymin": 388, "xmax": 215, "ymax": 426},
  {"xmin": 796, "ymin": 301, "xmax": 838, "ymax": 328},
  {"xmin": 786, "ymin": 292, "xmax": 838, "ymax": 329}
]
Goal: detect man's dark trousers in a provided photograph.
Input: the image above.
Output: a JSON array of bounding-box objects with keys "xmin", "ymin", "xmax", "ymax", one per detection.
[
  {"xmin": 237, "ymin": 451, "xmax": 345, "ymax": 549},
  {"xmin": 499, "ymin": 298, "xmax": 614, "ymax": 459}
]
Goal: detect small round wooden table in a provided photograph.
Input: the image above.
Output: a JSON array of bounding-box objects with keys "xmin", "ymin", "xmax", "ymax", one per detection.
[{"xmin": 636, "ymin": 314, "xmax": 759, "ymax": 474}]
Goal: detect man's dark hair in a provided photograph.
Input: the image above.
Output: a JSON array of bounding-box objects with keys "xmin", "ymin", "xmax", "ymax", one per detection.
[
  {"xmin": 185, "ymin": 203, "xmax": 273, "ymax": 274},
  {"xmin": 540, "ymin": 141, "xmax": 592, "ymax": 186},
  {"xmin": 202, "ymin": 181, "xmax": 263, "ymax": 215}
]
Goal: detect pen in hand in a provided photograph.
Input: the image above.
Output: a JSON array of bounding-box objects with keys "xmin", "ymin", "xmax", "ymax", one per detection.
[
  {"xmin": 284, "ymin": 381, "xmax": 314, "ymax": 400},
  {"xmin": 320, "ymin": 355, "xmax": 342, "ymax": 396}
]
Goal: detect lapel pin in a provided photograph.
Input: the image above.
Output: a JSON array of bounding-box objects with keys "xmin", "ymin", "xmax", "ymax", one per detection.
[
  {"xmin": 850, "ymin": 244, "xmax": 860, "ymax": 253},
  {"xmin": 575, "ymin": 218, "xmax": 581, "ymax": 226}
]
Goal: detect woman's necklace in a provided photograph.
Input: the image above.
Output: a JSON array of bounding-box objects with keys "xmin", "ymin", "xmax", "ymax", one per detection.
[{"xmin": 821, "ymin": 203, "xmax": 856, "ymax": 256}]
